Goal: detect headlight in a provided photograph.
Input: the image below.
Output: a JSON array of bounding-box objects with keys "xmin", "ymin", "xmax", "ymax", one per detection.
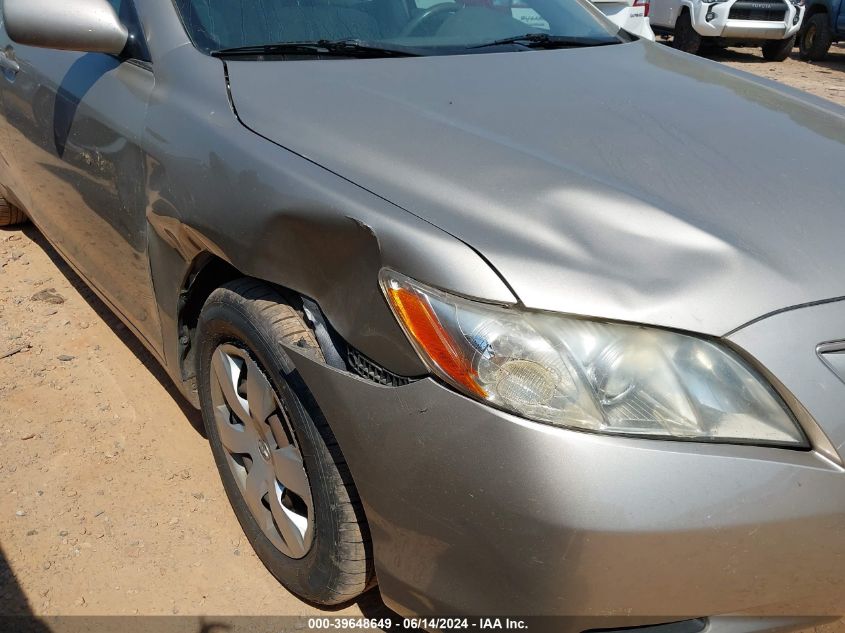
[{"xmin": 381, "ymin": 270, "xmax": 806, "ymax": 447}]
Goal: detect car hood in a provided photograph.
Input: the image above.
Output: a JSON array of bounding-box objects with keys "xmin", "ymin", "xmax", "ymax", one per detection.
[{"xmin": 226, "ymin": 41, "xmax": 845, "ymax": 336}]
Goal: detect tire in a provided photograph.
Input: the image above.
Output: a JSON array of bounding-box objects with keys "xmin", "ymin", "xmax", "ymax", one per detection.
[
  {"xmin": 196, "ymin": 278, "xmax": 374, "ymax": 605},
  {"xmin": 799, "ymin": 13, "xmax": 833, "ymax": 61},
  {"xmin": 761, "ymin": 35, "xmax": 796, "ymax": 61},
  {"xmin": 673, "ymin": 10, "xmax": 702, "ymax": 55},
  {"xmin": 0, "ymin": 197, "xmax": 26, "ymax": 227}
]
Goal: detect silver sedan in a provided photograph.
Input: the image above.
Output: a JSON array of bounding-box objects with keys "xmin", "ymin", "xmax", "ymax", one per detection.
[{"xmin": 0, "ymin": 0, "xmax": 844, "ymax": 629}]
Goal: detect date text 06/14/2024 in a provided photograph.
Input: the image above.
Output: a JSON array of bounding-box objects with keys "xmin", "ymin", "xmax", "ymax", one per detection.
[{"xmin": 306, "ymin": 618, "xmax": 530, "ymax": 630}]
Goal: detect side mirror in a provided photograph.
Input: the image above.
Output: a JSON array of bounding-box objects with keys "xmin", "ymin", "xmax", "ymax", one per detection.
[{"xmin": 4, "ymin": 0, "xmax": 129, "ymax": 56}]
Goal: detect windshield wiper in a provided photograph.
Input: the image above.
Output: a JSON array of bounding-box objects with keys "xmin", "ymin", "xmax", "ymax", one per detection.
[
  {"xmin": 211, "ymin": 39, "xmax": 420, "ymax": 58},
  {"xmin": 468, "ymin": 33, "xmax": 619, "ymax": 50}
]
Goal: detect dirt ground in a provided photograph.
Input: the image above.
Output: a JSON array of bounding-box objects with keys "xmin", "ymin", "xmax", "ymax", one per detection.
[
  {"xmin": 0, "ymin": 226, "xmax": 386, "ymax": 621},
  {"xmin": 692, "ymin": 42, "xmax": 845, "ymax": 105},
  {"xmin": 1, "ymin": 40, "xmax": 844, "ymax": 628}
]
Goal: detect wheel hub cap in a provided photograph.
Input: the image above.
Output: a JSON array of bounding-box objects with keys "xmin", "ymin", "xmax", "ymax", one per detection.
[{"xmin": 209, "ymin": 343, "xmax": 314, "ymax": 559}]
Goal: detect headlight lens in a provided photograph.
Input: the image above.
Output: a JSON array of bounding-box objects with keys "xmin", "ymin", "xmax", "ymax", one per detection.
[{"xmin": 381, "ymin": 270, "xmax": 806, "ymax": 447}]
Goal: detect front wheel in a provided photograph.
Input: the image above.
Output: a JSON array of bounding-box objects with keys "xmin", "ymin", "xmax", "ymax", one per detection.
[
  {"xmin": 761, "ymin": 34, "xmax": 796, "ymax": 61},
  {"xmin": 798, "ymin": 13, "xmax": 833, "ymax": 61},
  {"xmin": 672, "ymin": 11, "xmax": 702, "ymax": 55},
  {"xmin": 196, "ymin": 278, "xmax": 374, "ymax": 605}
]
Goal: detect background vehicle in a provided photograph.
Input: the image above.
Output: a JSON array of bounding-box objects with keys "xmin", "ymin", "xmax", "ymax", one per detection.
[
  {"xmin": 798, "ymin": 0, "xmax": 845, "ymax": 59},
  {"xmin": 650, "ymin": 0, "xmax": 804, "ymax": 59},
  {"xmin": 418, "ymin": 0, "xmax": 655, "ymax": 39},
  {"xmin": 589, "ymin": 0, "xmax": 656, "ymax": 39}
]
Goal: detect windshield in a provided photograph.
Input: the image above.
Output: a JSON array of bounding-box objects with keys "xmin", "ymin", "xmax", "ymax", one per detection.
[{"xmin": 173, "ymin": 0, "xmax": 624, "ymax": 56}]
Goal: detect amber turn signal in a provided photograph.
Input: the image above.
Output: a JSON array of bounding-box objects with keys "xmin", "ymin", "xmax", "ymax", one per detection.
[{"xmin": 384, "ymin": 284, "xmax": 487, "ymax": 397}]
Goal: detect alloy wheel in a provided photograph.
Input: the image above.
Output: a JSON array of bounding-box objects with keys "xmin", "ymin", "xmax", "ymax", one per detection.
[{"xmin": 209, "ymin": 343, "xmax": 314, "ymax": 558}]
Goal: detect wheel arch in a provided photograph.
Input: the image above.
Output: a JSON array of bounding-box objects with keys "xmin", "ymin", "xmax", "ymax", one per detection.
[
  {"xmin": 174, "ymin": 251, "xmax": 348, "ymax": 392},
  {"xmin": 675, "ymin": 4, "xmax": 693, "ymax": 29},
  {"xmin": 177, "ymin": 252, "xmax": 242, "ymax": 386},
  {"xmin": 803, "ymin": 3, "xmax": 830, "ymax": 20}
]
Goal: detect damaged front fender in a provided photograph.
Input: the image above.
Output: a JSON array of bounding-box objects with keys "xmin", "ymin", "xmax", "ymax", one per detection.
[{"xmin": 141, "ymin": 43, "xmax": 516, "ymax": 379}]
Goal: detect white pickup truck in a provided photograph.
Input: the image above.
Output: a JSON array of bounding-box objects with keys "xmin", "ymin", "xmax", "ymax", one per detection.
[{"xmin": 649, "ymin": 0, "xmax": 805, "ymax": 59}]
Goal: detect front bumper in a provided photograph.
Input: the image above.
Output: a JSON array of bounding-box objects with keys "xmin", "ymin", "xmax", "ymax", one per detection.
[
  {"xmin": 691, "ymin": 0, "xmax": 803, "ymax": 39},
  {"xmin": 285, "ymin": 299, "xmax": 845, "ymax": 625}
]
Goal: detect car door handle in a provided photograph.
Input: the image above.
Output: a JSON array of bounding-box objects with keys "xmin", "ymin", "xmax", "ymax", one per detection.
[{"xmin": 0, "ymin": 50, "xmax": 20, "ymax": 74}]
